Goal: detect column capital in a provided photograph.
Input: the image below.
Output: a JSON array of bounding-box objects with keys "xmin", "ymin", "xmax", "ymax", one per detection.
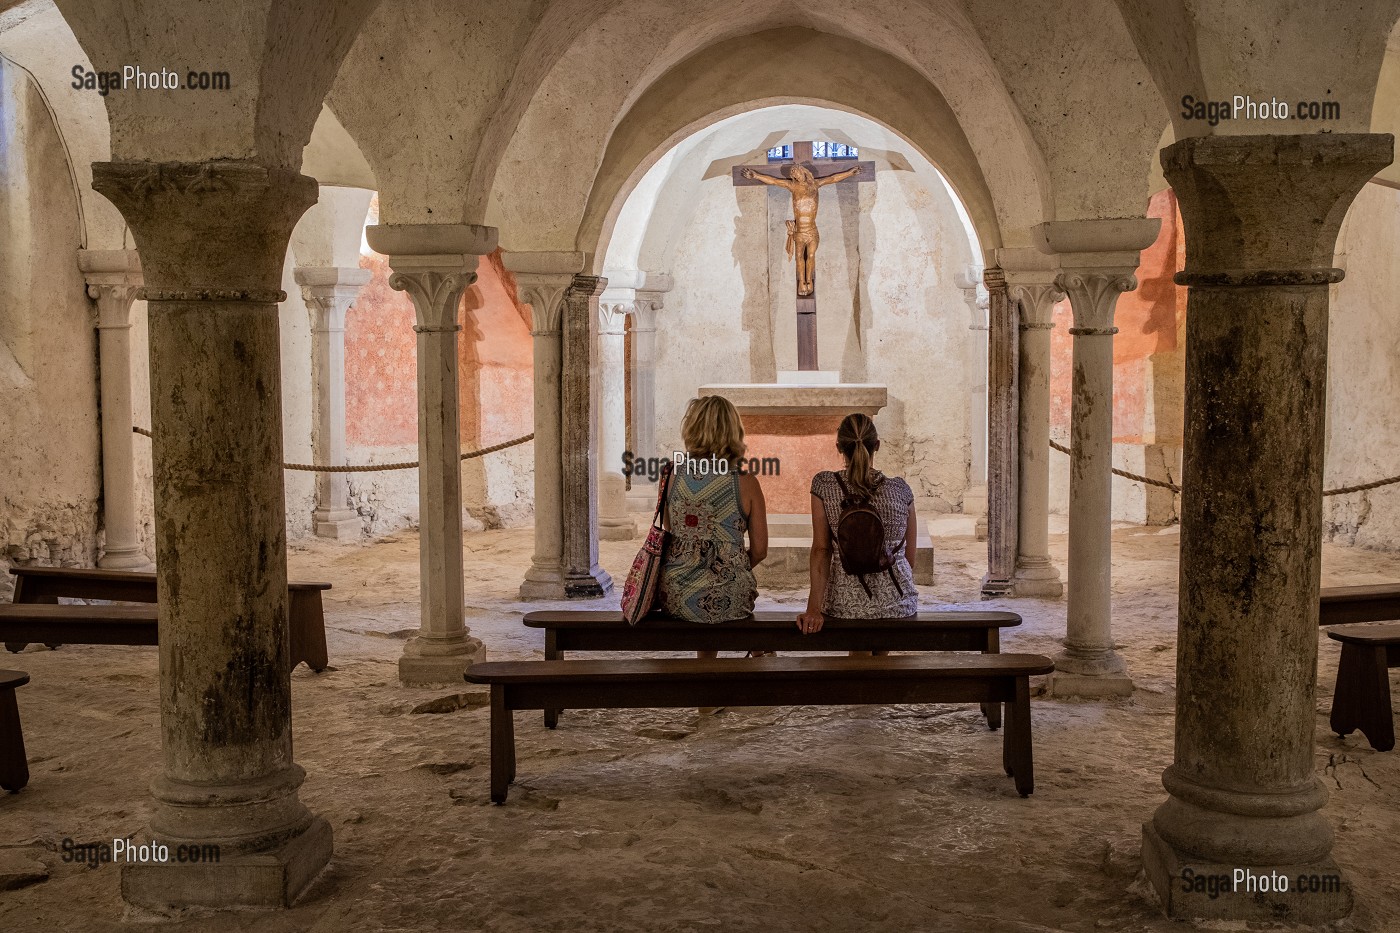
[
  {"xmin": 1055, "ymin": 268, "xmax": 1137, "ymax": 334},
  {"xmin": 294, "ymin": 266, "xmax": 371, "ymax": 331},
  {"xmin": 1033, "ymin": 219, "xmax": 1157, "ymax": 334},
  {"xmin": 91, "ymin": 161, "xmax": 317, "ymax": 296},
  {"xmin": 1009, "ymin": 283, "xmax": 1064, "ymax": 329},
  {"xmin": 79, "ymin": 249, "xmax": 144, "ymax": 329},
  {"xmin": 366, "ymin": 226, "xmax": 495, "ymax": 333},
  {"xmin": 598, "ymin": 301, "xmax": 631, "ymax": 335},
  {"xmin": 507, "ymin": 252, "xmax": 589, "ymax": 337},
  {"xmin": 1163, "ymin": 134, "xmax": 1392, "ymax": 282}
]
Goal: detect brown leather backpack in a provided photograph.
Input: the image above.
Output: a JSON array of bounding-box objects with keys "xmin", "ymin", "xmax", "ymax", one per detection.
[{"xmin": 833, "ymin": 473, "xmax": 905, "ymax": 598}]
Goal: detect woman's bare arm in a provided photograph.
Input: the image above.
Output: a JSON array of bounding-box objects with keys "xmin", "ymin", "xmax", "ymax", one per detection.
[
  {"xmin": 742, "ymin": 473, "xmax": 768, "ymax": 567},
  {"xmin": 799, "ymin": 494, "xmax": 832, "ymax": 633}
]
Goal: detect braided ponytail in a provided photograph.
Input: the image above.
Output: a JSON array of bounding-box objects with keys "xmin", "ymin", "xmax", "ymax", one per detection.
[{"xmin": 836, "ymin": 413, "xmax": 880, "ymax": 499}]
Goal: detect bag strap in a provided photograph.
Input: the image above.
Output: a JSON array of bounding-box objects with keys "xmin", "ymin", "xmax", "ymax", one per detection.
[{"xmin": 651, "ymin": 461, "xmax": 674, "ymax": 528}]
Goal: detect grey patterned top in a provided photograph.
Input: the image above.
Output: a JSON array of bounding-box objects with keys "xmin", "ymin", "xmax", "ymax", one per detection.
[{"xmin": 810, "ymin": 469, "xmax": 918, "ymax": 619}]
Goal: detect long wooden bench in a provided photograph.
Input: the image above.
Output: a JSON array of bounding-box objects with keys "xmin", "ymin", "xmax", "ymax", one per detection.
[
  {"xmin": 465, "ymin": 653, "xmax": 1055, "ymax": 803},
  {"xmin": 1320, "ymin": 584, "xmax": 1400, "ymax": 626},
  {"xmin": 4, "ymin": 567, "xmax": 330, "ymax": 672},
  {"xmin": 523, "ymin": 609, "xmax": 1021, "ymax": 730}
]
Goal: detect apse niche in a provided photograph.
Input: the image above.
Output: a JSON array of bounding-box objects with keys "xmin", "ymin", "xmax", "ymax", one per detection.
[{"xmin": 602, "ymin": 104, "xmax": 984, "ymax": 524}]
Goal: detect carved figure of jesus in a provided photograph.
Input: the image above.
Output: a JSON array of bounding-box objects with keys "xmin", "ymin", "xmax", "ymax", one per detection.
[{"xmin": 742, "ymin": 163, "xmax": 863, "ymax": 296}]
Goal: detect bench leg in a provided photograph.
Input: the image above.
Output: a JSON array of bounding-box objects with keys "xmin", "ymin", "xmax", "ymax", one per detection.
[
  {"xmin": 1002, "ymin": 677, "xmax": 1034, "ymax": 797},
  {"xmin": 543, "ymin": 633, "xmax": 561, "ymax": 729},
  {"xmin": 980, "ymin": 702, "xmax": 1002, "ymax": 731},
  {"xmin": 0, "ymin": 687, "xmax": 29, "ymax": 792},
  {"xmin": 1334, "ymin": 644, "xmax": 1395, "ymax": 752},
  {"xmin": 4, "ymin": 643, "xmax": 27, "ymax": 655},
  {"xmin": 490, "ymin": 686, "xmax": 515, "ymax": 804},
  {"xmin": 289, "ymin": 591, "xmax": 330, "ymax": 673}
]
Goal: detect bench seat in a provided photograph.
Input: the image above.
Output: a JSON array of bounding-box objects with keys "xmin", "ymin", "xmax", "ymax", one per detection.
[
  {"xmin": 523, "ymin": 609, "xmax": 1021, "ymax": 730},
  {"xmin": 0, "ymin": 603, "xmax": 326, "ymax": 673},
  {"xmin": 466, "ymin": 653, "xmax": 1055, "ymax": 803}
]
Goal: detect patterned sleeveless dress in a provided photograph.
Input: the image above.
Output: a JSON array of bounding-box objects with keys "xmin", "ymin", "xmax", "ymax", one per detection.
[
  {"xmin": 661, "ymin": 463, "xmax": 757, "ymax": 623},
  {"xmin": 810, "ymin": 469, "xmax": 918, "ymax": 619}
]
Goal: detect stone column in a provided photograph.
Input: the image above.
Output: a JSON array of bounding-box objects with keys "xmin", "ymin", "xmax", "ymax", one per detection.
[
  {"xmin": 1034, "ymin": 219, "xmax": 1158, "ymax": 697},
  {"xmin": 1141, "ymin": 134, "xmax": 1391, "ymax": 925},
  {"xmin": 293, "ymin": 266, "xmax": 371, "ymax": 541},
  {"xmin": 90, "ymin": 160, "xmax": 327, "ymax": 908},
  {"xmin": 79, "ymin": 249, "xmax": 151, "ymax": 570},
  {"xmin": 596, "ymin": 299, "xmax": 636, "ymax": 541},
  {"xmin": 980, "ymin": 267, "xmax": 1018, "ymax": 597},
  {"xmin": 1001, "ymin": 248, "xmax": 1064, "ymax": 598},
  {"xmin": 509, "ymin": 252, "xmax": 586, "ymax": 599},
  {"xmin": 364, "ymin": 224, "xmax": 496, "ymax": 685},
  {"xmin": 955, "ymin": 266, "xmax": 988, "ymax": 540},
  {"xmin": 562, "ymin": 275, "xmax": 613, "ymax": 597}
]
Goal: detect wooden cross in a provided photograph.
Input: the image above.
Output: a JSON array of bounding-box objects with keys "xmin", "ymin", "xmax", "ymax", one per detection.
[{"xmin": 732, "ymin": 141, "xmax": 875, "ymax": 371}]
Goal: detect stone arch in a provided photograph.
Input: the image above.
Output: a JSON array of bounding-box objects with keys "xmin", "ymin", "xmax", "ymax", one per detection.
[{"xmin": 479, "ymin": 14, "xmax": 1051, "ymax": 256}]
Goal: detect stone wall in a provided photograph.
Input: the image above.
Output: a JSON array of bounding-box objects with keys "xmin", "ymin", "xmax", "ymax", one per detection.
[
  {"xmin": 0, "ymin": 57, "xmax": 102, "ymax": 596},
  {"xmin": 1326, "ymin": 181, "xmax": 1400, "ymax": 549}
]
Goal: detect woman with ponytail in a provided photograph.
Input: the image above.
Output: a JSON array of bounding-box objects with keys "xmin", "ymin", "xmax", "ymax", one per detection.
[{"xmin": 797, "ymin": 413, "xmax": 918, "ymax": 635}]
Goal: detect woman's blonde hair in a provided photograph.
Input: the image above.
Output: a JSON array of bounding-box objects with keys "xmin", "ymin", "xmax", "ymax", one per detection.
[
  {"xmin": 837, "ymin": 412, "xmax": 880, "ymax": 499},
  {"xmin": 681, "ymin": 396, "xmax": 747, "ymax": 466}
]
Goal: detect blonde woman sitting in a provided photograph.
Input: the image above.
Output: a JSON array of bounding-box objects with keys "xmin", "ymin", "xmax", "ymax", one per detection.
[{"xmin": 662, "ymin": 396, "xmax": 768, "ymax": 642}]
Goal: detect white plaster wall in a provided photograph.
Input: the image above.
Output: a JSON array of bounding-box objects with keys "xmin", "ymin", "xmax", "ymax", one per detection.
[
  {"xmin": 1325, "ymin": 181, "xmax": 1400, "ymax": 550},
  {"xmin": 129, "ymin": 298, "xmax": 155, "ymax": 558},
  {"xmin": 648, "ymin": 111, "xmax": 976, "ymax": 513},
  {"xmin": 0, "ymin": 54, "xmax": 100, "ymax": 594}
]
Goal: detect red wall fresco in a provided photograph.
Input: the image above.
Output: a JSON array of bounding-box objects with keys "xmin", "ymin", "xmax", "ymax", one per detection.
[
  {"xmin": 345, "ymin": 214, "xmax": 534, "ymax": 448},
  {"xmin": 1049, "ymin": 188, "xmax": 1185, "ymax": 444}
]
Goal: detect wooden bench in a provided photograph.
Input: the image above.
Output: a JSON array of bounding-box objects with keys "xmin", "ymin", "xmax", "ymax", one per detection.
[
  {"xmin": 1320, "ymin": 584, "xmax": 1400, "ymax": 626},
  {"xmin": 524, "ymin": 609, "xmax": 1021, "ymax": 730},
  {"xmin": 4, "ymin": 566, "xmax": 330, "ymax": 672},
  {"xmin": 1328, "ymin": 621, "xmax": 1400, "ymax": 751},
  {"xmin": 0, "ymin": 669, "xmax": 29, "ymax": 792},
  {"xmin": 465, "ymin": 653, "xmax": 1054, "ymax": 804}
]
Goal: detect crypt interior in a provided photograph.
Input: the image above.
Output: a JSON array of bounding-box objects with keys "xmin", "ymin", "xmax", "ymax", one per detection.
[{"xmin": 5, "ymin": 0, "xmax": 1400, "ymax": 929}]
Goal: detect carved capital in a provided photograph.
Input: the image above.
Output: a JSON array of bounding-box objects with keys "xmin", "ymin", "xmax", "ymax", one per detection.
[
  {"xmin": 295, "ymin": 266, "xmax": 371, "ymax": 332},
  {"xmin": 598, "ymin": 301, "xmax": 632, "ymax": 336},
  {"xmin": 515, "ymin": 274, "xmax": 573, "ymax": 336},
  {"xmin": 1056, "ymin": 269, "xmax": 1137, "ymax": 334},
  {"xmin": 1008, "ymin": 283, "xmax": 1064, "ymax": 330},
  {"xmin": 79, "ymin": 249, "xmax": 144, "ymax": 329},
  {"xmin": 387, "ymin": 268, "xmax": 475, "ymax": 333},
  {"xmin": 91, "ymin": 161, "xmax": 317, "ymax": 295}
]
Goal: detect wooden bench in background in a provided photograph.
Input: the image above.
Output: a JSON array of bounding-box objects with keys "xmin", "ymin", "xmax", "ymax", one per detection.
[
  {"xmin": 0, "ymin": 669, "xmax": 29, "ymax": 792},
  {"xmin": 1319, "ymin": 584, "xmax": 1400, "ymax": 751},
  {"xmin": 465, "ymin": 653, "xmax": 1055, "ymax": 803},
  {"xmin": 524, "ymin": 609, "xmax": 1021, "ymax": 730},
  {"xmin": 3, "ymin": 567, "xmax": 329, "ymax": 672}
]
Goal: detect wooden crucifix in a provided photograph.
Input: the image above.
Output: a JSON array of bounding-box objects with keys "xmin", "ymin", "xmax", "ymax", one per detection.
[{"xmin": 732, "ymin": 141, "xmax": 875, "ymax": 370}]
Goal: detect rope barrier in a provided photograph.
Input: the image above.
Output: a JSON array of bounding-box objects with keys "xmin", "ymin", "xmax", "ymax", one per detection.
[
  {"xmin": 133, "ymin": 426, "xmax": 533, "ymax": 472},
  {"xmin": 1048, "ymin": 438, "xmax": 1400, "ymax": 497}
]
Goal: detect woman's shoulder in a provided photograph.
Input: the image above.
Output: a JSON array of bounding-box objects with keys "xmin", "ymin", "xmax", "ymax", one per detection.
[
  {"xmin": 880, "ymin": 474, "xmax": 914, "ymax": 499},
  {"xmin": 809, "ymin": 470, "xmax": 839, "ymax": 493}
]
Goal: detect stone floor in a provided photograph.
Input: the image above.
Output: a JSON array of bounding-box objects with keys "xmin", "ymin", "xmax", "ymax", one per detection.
[{"xmin": 2, "ymin": 520, "xmax": 1400, "ymax": 932}]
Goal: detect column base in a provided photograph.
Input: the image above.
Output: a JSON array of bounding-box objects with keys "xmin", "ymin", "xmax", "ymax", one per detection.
[
  {"xmin": 519, "ymin": 562, "xmax": 566, "ymax": 600},
  {"xmin": 1011, "ymin": 558, "xmax": 1063, "ymax": 598},
  {"xmin": 598, "ymin": 517, "xmax": 637, "ymax": 541},
  {"xmin": 313, "ymin": 514, "xmax": 361, "ymax": 542},
  {"xmin": 980, "ymin": 575, "xmax": 1012, "ymax": 598},
  {"xmin": 565, "ymin": 567, "xmax": 613, "ymax": 599},
  {"xmin": 98, "ymin": 547, "xmax": 153, "ymax": 571},
  {"xmin": 974, "ymin": 514, "xmax": 988, "ymax": 542},
  {"xmin": 398, "ymin": 633, "xmax": 487, "ymax": 686},
  {"xmin": 122, "ymin": 815, "xmax": 332, "ymax": 910},
  {"xmin": 1141, "ymin": 820, "xmax": 1353, "ymax": 923}
]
